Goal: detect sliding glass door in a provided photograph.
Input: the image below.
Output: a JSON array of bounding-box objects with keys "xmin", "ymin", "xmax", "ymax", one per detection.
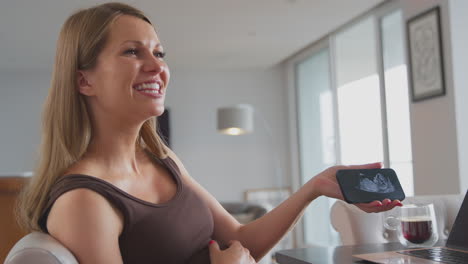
[
  {"xmin": 294, "ymin": 6, "xmax": 413, "ymax": 246},
  {"xmin": 381, "ymin": 10, "xmax": 414, "ymax": 196},
  {"xmin": 334, "ymin": 17, "xmax": 385, "ymax": 165},
  {"xmin": 296, "ymin": 46, "xmax": 339, "ymax": 246}
]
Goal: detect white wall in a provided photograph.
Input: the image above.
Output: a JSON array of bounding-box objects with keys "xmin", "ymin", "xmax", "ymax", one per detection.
[
  {"xmin": 0, "ymin": 70, "xmax": 50, "ymax": 175},
  {"xmin": 166, "ymin": 67, "xmax": 291, "ymax": 201},
  {"xmin": 449, "ymin": 0, "xmax": 468, "ymax": 194},
  {"xmin": 402, "ymin": 0, "xmax": 461, "ymax": 195}
]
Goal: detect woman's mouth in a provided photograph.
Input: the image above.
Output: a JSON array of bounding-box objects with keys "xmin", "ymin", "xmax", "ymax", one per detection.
[{"xmin": 133, "ymin": 82, "xmax": 163, "ymax": 98}]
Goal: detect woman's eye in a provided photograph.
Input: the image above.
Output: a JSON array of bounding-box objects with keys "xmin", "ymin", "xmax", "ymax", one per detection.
[
  {"xmin": 154, "ymin": 51, "xmax": 166, "ymax": 58},
  {"xmin": 124, "ymin": 48, "xmax": 138, "ymax": 55}
]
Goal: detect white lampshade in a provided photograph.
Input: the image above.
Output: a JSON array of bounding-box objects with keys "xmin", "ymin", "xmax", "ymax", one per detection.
[{"xmin": 217, "ymin": 104, "xmax": 254, "ymax": 135}]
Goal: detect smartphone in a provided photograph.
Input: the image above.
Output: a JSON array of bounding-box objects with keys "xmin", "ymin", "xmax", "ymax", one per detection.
[{"xmin": 336, "ymin": 168, "xmax": 405, "ymax": 204}]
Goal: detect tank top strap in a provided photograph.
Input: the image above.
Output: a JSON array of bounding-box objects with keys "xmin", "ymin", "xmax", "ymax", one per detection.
[{"xmin": 159, "ymin": 156, "xmax": 182, "ymax": 177}]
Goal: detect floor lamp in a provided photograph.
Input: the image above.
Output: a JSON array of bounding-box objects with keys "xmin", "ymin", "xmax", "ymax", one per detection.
[
  {"xmin": 216, "ymin": 104, "xmax": 285, "ymax": 194},
  {"xmin": 217, "ymin": 104, "xmax": 294, "ymax": 260},
  {"xmin": 217, "ymin": 104, "xmax": 254, "ymax": 136}
]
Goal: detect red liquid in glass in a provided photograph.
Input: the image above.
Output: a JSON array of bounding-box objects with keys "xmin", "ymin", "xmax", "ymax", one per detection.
[{"xmin": 401, "ymin": 220, "xmax": 433, "ymax": 244}]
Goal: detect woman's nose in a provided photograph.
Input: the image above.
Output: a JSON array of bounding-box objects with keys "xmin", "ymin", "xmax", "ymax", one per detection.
[{"xmin": 142, "ymin": 54, "xmax": 165, "ymax": 74}]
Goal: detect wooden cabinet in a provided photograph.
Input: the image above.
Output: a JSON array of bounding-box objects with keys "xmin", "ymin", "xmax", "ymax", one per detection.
[{"xmin": 0, "ymin": 177, "xmax": 29, "ymax": 263}]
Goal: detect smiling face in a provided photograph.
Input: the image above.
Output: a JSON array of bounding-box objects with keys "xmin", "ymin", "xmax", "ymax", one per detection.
[{"xmin": 78, "ymin": 15, "xmax": 170, "ymax": 123}]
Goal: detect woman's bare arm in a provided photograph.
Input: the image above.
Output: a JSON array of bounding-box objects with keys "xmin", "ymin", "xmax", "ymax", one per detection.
[{"xmin": 47, "ymin": 188, "xmax": 124, "ymax": 264}]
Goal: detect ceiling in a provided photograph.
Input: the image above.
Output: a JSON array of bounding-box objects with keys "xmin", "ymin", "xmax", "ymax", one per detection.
[{"xmin": 0, "ymin": 0, "xmax": 384, "ymax": 71}]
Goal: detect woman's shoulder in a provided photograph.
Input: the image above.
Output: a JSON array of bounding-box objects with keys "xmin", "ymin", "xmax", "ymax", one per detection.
[
  {"xmin": 46, "ymin": 179, "xmax": 124, "ymax": 233},
  {"xmin": 43, "ymin": 161, "xmax": 125, "ymax": 236},
  {"xmin": 47, "ymin": 158, "xmax": 121, "ymax": 221},
  {"xmin": 48, "ymin": 187, "xmax": 123, "ymax": 221}
]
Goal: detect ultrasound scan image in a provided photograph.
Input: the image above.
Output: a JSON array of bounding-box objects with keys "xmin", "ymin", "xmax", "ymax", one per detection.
[{"xmin": 355, "ymin": 173, "xmax": 395, "ymax": 193}]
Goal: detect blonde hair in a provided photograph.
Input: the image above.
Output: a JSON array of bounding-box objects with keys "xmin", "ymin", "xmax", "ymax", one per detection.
[{"xmin": 17, "ymin": 2, "xmax": 168, "ymax": 232}]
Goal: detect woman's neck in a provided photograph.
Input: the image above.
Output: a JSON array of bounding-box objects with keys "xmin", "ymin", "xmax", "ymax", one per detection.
[{"xmin": 83, "ymin": 120, "xmax": 146, "ymax": 177}]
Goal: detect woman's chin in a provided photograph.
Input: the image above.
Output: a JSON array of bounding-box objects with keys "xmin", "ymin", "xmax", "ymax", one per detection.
[
  {"xmin": 151, "ymin": 106, "xmax": 166, "ymax": 117},
  {"xmin": 137, "ymin": 105, "xmax": 165, "ymax": 121}
]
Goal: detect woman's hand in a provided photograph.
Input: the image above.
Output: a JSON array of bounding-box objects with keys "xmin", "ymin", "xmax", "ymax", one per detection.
[
  {"xmin": 307, "ymin": 162, "xmax": 402, "ymax": 213},
  {"xmin": 209, "ymin": 240, "xmax": 256, "ymax": 264}
]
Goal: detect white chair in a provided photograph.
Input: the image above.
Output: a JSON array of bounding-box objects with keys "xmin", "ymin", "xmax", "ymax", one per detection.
[
  {"xmin": 5, "ymin": 232, "xmax": 77, "ymax": 264},
  {"xmin": 330, "ymin": 194, "xmax": 464, "ymax": 246}
]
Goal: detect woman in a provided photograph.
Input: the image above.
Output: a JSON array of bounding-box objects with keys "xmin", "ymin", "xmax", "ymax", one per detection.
[{"xmin": 17, "ymin": 2, "xmax": 401, "ymax": 264}]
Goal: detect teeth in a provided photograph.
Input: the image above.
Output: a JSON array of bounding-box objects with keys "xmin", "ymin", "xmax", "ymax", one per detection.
[
  {"xmin": 140, "ymin": 90, "xmax": 159, "ymax": 94},
  {"xmin": 134, "ymin": 82, "xmax": 160, "ymax": 91}
]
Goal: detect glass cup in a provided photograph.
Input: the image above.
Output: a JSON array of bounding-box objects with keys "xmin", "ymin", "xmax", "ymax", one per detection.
[{"xmin": 384, "ymin": 203, "xmax": 439, "ymax": 248}]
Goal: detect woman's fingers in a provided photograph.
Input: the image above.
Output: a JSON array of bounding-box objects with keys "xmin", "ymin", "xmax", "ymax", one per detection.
[
  {"xmin": 356, "ymin": 199, "xmax": 403, "ymax": 213},
  {"xmin": 208, "ymin": 240, "xmax": 220, "ymax": 252},
  {"xmin": 345, "ymin": 162, "xmax": 383, "ymax": 170},
  {"xmin": 380, "ymin": 200, "xmax": 402, "ymax": 210},
  {"xmin": 381, "ymin": 200, "xmax": 403, "ymax": 211},
  {"xmin": 385, "ymin": 200, "xmax": 392, "ymax": 206},
  {"xmin": 330, "ymin": 162, "xmax": 380, "ymax": 180},
  {"xmin": 369, "ymin": 200, "xmax": 383, "ymax": 207},
  {"xmin": 356, "ymin": 202, "xmax": 380, "ymax": 213},
  {"xmin": 209, "ymin": 239, "xmax": 255, "ymax": 264},
  {"xmin": 227, "ymin": 240, "xmax": 240, "ymax": 248}
]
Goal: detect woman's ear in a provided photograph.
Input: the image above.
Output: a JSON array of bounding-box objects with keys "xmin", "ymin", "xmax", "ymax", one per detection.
[{"xmin": 77, "ymin": 71, "xmax": 95, "ymax": 96}]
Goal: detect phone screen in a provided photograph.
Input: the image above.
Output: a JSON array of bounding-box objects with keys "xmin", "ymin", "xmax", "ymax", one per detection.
[{"xmin": 336, "ymin": 168, "xmax": 405, "ymax": 204}]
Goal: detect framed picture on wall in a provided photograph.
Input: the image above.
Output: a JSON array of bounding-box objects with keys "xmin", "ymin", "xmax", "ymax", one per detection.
[{"xmin": 407, "ymin": 6, "xmax": 445, "ymax": 102}]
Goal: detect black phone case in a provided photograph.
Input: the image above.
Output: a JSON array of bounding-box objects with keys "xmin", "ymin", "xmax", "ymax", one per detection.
[{"xmin": 336, "ymin": 168, "xmax": 406, "ymax": 204}]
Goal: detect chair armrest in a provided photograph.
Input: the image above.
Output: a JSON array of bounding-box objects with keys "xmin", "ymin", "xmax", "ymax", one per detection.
[{"xmin": 5, "ymin": 232, "xmax": 78, "ymax": 264}]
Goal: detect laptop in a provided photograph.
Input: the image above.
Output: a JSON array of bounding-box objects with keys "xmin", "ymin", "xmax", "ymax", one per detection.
[{"xmin": 354, "ymin": 190, "xmax": 468, "ymax": 264}]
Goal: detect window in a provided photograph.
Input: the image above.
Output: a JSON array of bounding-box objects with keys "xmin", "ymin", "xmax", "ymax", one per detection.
[
  {"xmin": 334, "ymin": 17, "xmax": 385, "ymax": 165},
  {"xmin": 296, "ymin": 47, "xmax": 339, "ymax": 246},
  {"xmin": 292, "ymin": 8, "xmax": 413, "ymax": 247},
  {"xmin": 381, "ymin": 11, "xmax": 414, "ymax": 196}
]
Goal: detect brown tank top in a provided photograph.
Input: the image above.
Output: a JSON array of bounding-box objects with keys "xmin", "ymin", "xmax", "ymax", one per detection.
[{"xmin": 39, "ymin": 156, "xmax": 213, "ymax": 264}]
